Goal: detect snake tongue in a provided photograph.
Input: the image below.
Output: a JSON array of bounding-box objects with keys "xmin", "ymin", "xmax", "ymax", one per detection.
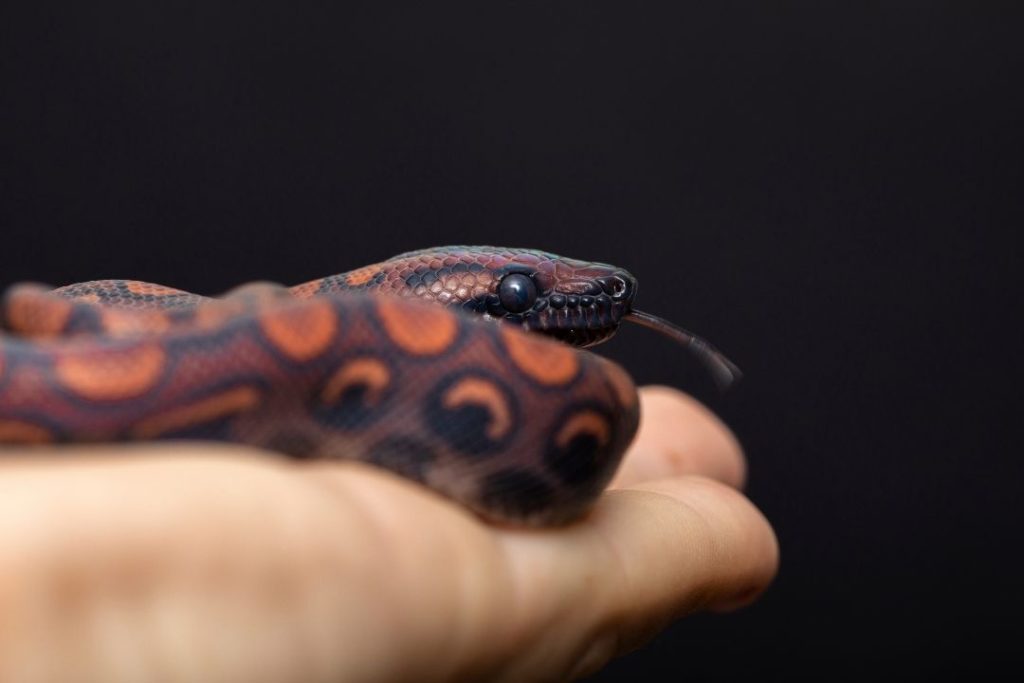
[{"xmin": 623, "ymin": 310, "xmax": 742, "ymax": 391}]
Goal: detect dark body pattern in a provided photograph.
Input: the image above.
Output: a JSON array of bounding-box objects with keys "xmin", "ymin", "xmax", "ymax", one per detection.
[{"xmin": 0, "ymin": 247, "xmax": 643, "ymax": 525}]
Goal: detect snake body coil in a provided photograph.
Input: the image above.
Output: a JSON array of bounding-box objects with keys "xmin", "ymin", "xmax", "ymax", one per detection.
[{"xmin": 0, "ymin": 246, "xmax": 736, "ymax": 525}]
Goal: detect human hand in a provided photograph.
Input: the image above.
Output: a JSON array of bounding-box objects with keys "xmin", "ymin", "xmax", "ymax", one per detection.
[{"xmin": 0, "ymin": 386, "xmax": 777, "ymax": 682}]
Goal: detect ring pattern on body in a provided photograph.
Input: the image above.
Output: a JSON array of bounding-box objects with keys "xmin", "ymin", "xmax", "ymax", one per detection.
[
  {"xmin": 0, "ymin": 246, "xmax": 680, "ymax": 525},
  {"xmin": 544, "ymin": 403, "xmax": 617, "ymax": 487},
  {"xmin": 424, "ymin": 369, "xmax": 520, "ymax": 456},
  {"xmin": 313, "ymin": 351, "xmax": 397, "ymax": 431}
]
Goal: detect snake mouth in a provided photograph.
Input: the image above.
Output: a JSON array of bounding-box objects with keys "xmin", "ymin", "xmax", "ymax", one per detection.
[
  {"xmin": 543, "ymin": 323, "xmax": 618, "ymax": 348},
  {"xmin": 623, "ymin": 310, "xmax": 742, "ymax": 391},
  {"xmin": 525, "ymin": 295, "xmax": 626, "ymax": 348}
]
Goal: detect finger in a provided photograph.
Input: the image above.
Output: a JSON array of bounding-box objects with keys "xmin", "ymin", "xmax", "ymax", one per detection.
[
  {"xmin": 609, "ymin": 385, "xmax": 746, "ymax": 490},
  {"xmin": 490, "ymin": 476, "xmax": 779, "ymax": 681}
]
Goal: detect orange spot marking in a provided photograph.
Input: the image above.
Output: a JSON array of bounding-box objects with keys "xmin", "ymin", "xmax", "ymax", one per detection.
[
  {"xmin": 56, "ymin": 344, "xmax": 166, "ymax": 401},
  {"xmin": 259, "ymin": 299, "xmax": 338, "ymax": 361},
  {"xmin": 73, "ymin": 293, "xmax": 102, "ymax": 304},
  {"xmin": 443, "ymin": 377, "xmax": 512, "ymax": 441},
  {"xmin": 125, "ymin": 281, "xmax": 188, "ymax": 297},
  {"xmin": 5, "ymin": 288, "xmax": 73, "ymax": 337},
  {"xmin": 345, "ymin": 264, "xmax": 382, "ymax": 287},
  {"xmin": 133, "ymin": 386, "xmax": 261, "ymax": 438},
  {"xmin": 376, "ymin": 298, "xmax": 458, "ymax": 356},
  {"xmin": 322, "ymin": 357, "xmax": 391, "ymax": 405},
  {"xmin": 101, "ymin": 308, "xmax": 172, "ymax": 337},
  {"xmin": 0, "ymin": 419, "xmax": 52, "ymax": 444},
  {"xmin": 500, "ymin": 326, "xmax": 580, "ymax": 386},
  {"xmin": 555, "ymin": 410, "xmax": 611, "ymax": 450}
]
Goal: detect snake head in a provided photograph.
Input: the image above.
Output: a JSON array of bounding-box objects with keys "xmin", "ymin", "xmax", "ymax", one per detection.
[
  {"xmin": 372, "ymin": 246, "xmax": 635, "ymax": 347},
  {"xmin": 375, "ymin": 246, "xmax": 742, "ymax": 390}
]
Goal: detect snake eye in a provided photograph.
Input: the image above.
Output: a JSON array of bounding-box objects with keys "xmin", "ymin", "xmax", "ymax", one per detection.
[{"xmin": 497, "ymin": 273, "xmax": 538, "ymax": 313}]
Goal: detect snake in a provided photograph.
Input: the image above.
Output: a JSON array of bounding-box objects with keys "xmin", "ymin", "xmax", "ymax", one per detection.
[{"xmin": 0, "ymin": 246, "xmax": 739, "ymax": 525}]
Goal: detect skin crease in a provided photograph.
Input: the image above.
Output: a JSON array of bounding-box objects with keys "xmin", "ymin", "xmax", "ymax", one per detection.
[{"xmin": 0, "ymin": 386, "xmax": 778, "ymax": 682}]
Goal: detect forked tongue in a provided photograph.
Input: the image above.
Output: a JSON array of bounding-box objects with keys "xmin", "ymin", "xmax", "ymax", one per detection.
[{"xmin": 624, "ymin": 310, "xmax": 742, "ymax": 391}]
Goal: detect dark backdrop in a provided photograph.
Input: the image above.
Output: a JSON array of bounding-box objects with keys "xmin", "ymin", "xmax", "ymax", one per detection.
[{"xmin": 2, "ymin": 1, "xmax": 1021, "ymax": 680}]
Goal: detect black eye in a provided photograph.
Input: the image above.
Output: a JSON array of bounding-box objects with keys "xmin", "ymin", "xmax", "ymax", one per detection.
[{"xmin": 497, "ymin": 273, "xmax": 538, "ymax": 313}]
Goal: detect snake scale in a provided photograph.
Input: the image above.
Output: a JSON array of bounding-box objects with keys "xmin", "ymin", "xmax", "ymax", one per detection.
[{"xmin": 0, "ymin": 246, "xmax": 739, "ymax": 525}]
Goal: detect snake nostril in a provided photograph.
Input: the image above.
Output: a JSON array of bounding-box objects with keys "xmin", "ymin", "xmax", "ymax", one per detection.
[
  {"xmin": 598, "ymin": 275, "xmax": 630, "ymax": 300},
  {"xmin": 610, "ymin": 276, "xmax": 630, "ymax": 300}
]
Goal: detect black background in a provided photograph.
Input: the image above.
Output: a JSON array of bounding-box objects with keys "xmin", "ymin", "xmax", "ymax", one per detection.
[{"xmin": 2, "ymin": 1, "xmax": 1021, "ymax": 680}]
